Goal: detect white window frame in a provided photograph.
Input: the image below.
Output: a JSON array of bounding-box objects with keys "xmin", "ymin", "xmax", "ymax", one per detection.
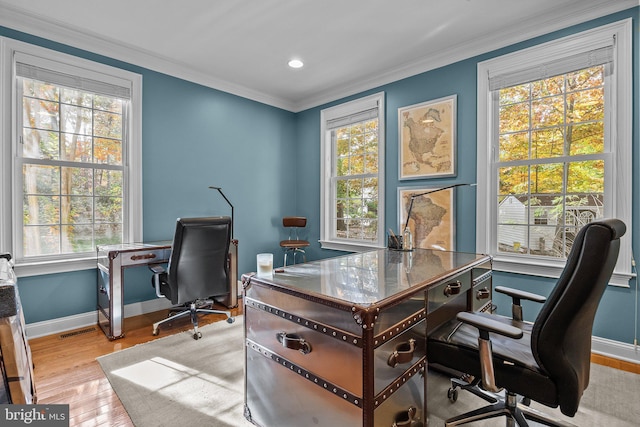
[
  {"xmin": 0, "ymin": 38, "xmax": 143, "ymax": 277},
  {"xmin": 476, "ymin": 20, "xmax": 633, "ymax": 287},
  {"xmin": 320, "ymin": 92, "xmax": 385, "ymax": 252}
]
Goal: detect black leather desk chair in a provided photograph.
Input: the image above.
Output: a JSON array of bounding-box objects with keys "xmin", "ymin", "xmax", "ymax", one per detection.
[
  {"xmin": 428, "ymin": 219, "xmax": 626, "ymax": 426},
  {"xmin": 150, "ymin": 217, "xmax": 235, "ymax": 340}
]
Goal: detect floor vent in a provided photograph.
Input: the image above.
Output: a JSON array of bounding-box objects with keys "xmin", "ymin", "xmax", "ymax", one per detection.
[{"xmin": 60, "ymin": 327, "xmax": 96, "ymax": 339}]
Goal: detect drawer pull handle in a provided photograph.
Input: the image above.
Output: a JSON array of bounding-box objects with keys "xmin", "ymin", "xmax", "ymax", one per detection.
[
  {"xmin": 131, "ymin": 253, "xmax": 157, "ymax": 261},
  {"xmin": 443, "ymin": 281, "xmax": 462, "ymax": 297},
  {"xmin": 387, "ymin": 338, "xmax": 416, "ymax": 367},
  {"xmin": 392, "ymin": 406, "xmax": 417, "ymax": 427},
  {"xmin": 476, "ymin": 287, "xmax": 490, "ymax": 300},
  {"xmin": 276, "ymin": 332, "xmax": 312, "ymax": 354}
]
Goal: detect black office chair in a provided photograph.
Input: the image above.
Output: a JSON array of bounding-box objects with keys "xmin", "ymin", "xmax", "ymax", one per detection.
[
  {"xmin": 427, "ymin": 218, "xmax": 626, "ymax": 426},
  {"xmin": 150, "ymin": 217, "xmax": 235, "ymax": 340}
]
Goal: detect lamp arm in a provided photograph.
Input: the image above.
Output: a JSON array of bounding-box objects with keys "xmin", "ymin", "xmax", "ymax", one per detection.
[
  {"xmin": 403, "ymin": 183, "xmax": 476, "ymax": 233},
  {"xmin": 209, "ymin": 186, "xmax": 235, "ymax": 239},
  {"xmin": 404, "ymin": 197, "xmax": 416, "ymax": 232}
]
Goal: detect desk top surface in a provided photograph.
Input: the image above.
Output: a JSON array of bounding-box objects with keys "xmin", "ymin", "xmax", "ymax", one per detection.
[
  {"xmin": 244, "ymin": 248, "xmax": 490, "ymax": 307},
  {"xmin": 97, "ymin": 241, "xmax": 172, "ymax": 253}
]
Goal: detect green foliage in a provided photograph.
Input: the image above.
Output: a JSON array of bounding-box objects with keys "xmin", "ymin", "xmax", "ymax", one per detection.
[
  {"xmin": 333, "ymin": 119, "xmax": 379, "ymax": 241},
  {"xmin": 497, "ymin": 66, "xmax": 606, "ymax": 258},
  {"xmin": 21, "ymin": 78, "xmax": 126, "ymax": 256}
]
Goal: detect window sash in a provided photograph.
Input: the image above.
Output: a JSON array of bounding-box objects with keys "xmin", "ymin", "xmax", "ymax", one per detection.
[
  {"xmin": 1, "ymin": 37, "xmax": 142, "ymax": 276},
  {"xmin": 16, "ymin": 77, "xmax": 128, "ymax": 260},
  {"xmin": 476, "ymin": 20, "xmax": 632, "ymax": 286},
  {"xmin": 320, "ymin": 92, "xmax": 385, "ymax": 252}
]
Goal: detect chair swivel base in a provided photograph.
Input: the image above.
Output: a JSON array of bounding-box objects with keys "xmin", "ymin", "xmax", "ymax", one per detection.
[
  {"xmin": 445, "ymin": 385, "xmax": 577, "ymax": 427},
  {"xmin": 152, "ymin": 299, "xmax": 234, "ymax": 340}
]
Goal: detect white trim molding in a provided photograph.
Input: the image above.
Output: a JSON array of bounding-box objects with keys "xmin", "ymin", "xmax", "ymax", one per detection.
[
  {"xmin": 0, "ymin": 37, "xmax": 143, "ymax": 277},
  {"xmin": 25, "ymin": 297, "xmax": 172, "ymax": 339},
  {"xmin": 592, "ymin": 335, "xmax": 640, "ymax": 365},
  {"xmin": 476, "ymin": 19, "xmax": 633, "ymax": 286}
]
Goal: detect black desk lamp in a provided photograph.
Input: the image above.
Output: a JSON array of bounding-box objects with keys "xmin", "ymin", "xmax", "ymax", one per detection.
[
  {"xmin": 401, "ymin": 183, "xmax": 476, "ymax": 250},
  {"xmin": 209, "ymin": 186, "xmax": 234, "ymax": 239}
]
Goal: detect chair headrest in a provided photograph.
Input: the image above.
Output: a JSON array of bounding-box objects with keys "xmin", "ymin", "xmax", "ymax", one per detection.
[{"xmin": 592, "ymin": 218, "xmax": 626, "ymax": 240}]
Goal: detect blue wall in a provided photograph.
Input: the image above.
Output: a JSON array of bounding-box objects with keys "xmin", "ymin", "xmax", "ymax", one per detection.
[
  {"xmin": 295, "ymin": 8, "xmax": 639, "ymax": 344},
  {"xmin": 2, "ymin": 7, "xmax": 638, "ymax": 344},
  {"xmin": 0, "ymin": 26, "xmax": 297, "ymax": 323}
]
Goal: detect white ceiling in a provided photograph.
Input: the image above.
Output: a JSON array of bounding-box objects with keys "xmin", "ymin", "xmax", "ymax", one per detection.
[{"xmin": 0, "ymin": 0, "xmax": 635, "ymax": 112}]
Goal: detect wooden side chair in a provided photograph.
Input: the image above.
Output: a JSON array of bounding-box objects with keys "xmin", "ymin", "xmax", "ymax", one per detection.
[{"xmin": 279, "ymin": 216, "xmax": 310, "ymax": 266}]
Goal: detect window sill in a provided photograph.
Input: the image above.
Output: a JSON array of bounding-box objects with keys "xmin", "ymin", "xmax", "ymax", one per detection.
[
  {"xmin": 319, "ymin": 240, "xmax": 385, "ymax": 253},
  {"xmin": 14, "ymin": 256, "xmax": 97, "ymax": 277},
  {"xmin": 491, "ymin": 255, "xmax": 633, "ymax": 288}
]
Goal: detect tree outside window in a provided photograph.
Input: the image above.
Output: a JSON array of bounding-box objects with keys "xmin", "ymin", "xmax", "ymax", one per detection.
[
  {"xmin": 496, "ymin": 66, "xmax": 605, "ymax": 259},
  {"xmin": 20, "ymin": 79, "xmax": 125, "ymax": 258}
]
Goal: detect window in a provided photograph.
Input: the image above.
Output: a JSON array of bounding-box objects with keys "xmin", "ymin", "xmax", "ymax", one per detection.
[
  {"xmin": 476, "ymin": 20, "xmax": 632, "ymax": 285},
  {"xmin": 1, "ymin": 38, "xmax": 142, "ymax": 276},
  {"xmin": 320, "ymin": 92, "xmax": 385, "ymax": 252}
]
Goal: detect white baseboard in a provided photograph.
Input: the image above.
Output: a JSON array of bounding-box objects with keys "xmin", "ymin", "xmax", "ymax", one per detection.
[
  {"xmin": 25, "ymin": 281, "xmax": 243, "ymax": 339},
  {"xmin": 592, "ymin": 335, "xmax": 640, "ymax": 365},
  {"xmin": 25, "ymin": 298, "xmax": 172, "ymax": 339}
]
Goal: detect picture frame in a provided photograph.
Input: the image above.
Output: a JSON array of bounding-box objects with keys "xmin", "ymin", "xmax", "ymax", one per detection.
[
  {"xmin": 398, "ymin": 94, "xmax": 457, "ymax": 180},
  {"xmin": 397, "ymin": 186, "xmax": 455, "ymax": 251}
]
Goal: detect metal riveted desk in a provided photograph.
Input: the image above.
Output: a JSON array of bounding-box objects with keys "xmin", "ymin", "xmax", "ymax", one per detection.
[
  {"xmin": 97, "ymin": 240, "xmax": 238, "ymax": 339},
  {"xmin": 242, "ymin": 248, "xmax": 492, "ymax": 427}
]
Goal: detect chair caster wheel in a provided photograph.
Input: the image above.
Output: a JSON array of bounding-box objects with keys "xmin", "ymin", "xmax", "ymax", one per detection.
[
  {"xmin": 447, "ymin": 387, "xmax": 458, "ymax": 403},
  {"xmin": 193, "ymin": 332, "xmax": 202, "ymax": 340},
  {"xmin": 521, "ymin": 397, "xmax": 531, "ymax": 406},
  {"xmin": 152, "ymin": 329, "xmax": 159, "ymax": 336},
  {"xmin": 227, "ymin": 317, "xmax": 235, "ymax": 324}
]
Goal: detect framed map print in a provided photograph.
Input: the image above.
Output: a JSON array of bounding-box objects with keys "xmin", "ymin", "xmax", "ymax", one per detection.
[
  {"xmin": 398, "ymin": 186, "xmax": 455, "ymax": 251},
  {"xmin": 399, "ymin": 94, "xmax": 457, "ymax": 179}
]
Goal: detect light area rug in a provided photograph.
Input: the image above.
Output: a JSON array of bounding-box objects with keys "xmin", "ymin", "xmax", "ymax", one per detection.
[
  {"xmin": 98, "ymin": 317, "xmax": 640, "ymax": 427},
  {"xmin": 97, "ymin": 317, "xmax": 252, "ymax": 427}
]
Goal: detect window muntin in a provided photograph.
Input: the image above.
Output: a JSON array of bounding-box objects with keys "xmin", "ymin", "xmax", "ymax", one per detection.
[
  {"xmin": 476, "ymin": 20, "xmax": 632, "ymax": 286},
  {"xmin": 19, "ymin": 78, "xmax": 126, "ymax": 258},
  {"xmin": 1, "ymin": 38, "xmax": 142, "ymax": 275},
  {"xmin": 333, "ymin": 119, "xmax": 379, "ymax": 242},
  {"xmin": 320, "ymin": 92, "xmax": 385, "ymax": 252},
  {"xmin": 496, "ymin": 65, "xmax": 606, "ymax": 259}
]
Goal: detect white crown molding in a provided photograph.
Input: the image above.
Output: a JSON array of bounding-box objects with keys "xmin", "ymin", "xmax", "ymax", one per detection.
[
  {"xmin": 293, "ymin": 0, "xmax": 638, "ymax": 111},
  {"xmin": 0, "ymin": 1, "xmax": 636, "ymax": 113},
  {"xmin": 0, "ymin": 2, "xmax": 296, "ymax": 112}
]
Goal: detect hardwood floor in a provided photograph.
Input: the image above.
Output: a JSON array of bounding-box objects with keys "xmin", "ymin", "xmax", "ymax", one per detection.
[
  {"xmin": 28, "ymin": 302, "xmax": 638, "ymax": 427},
  {"xmin": 28, "ymin": 303, "xmax": 243, "ymax": 427}
]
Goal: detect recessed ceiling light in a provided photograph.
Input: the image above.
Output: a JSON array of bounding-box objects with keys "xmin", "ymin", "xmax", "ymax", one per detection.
[{"xmin": 288, "ymin": 59, "xmax": 304, "ymax": 69}]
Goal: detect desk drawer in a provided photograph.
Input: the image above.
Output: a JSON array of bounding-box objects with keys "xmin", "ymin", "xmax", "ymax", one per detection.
[
  {"xmin": 427, "ymin": 271, "xmax": 471, "ymax": 313},
  {"xmin": 471, "ymin": 268, "xmax": 492, "ymax": 312},
  {"xmin": 245, "ymin": 305, "xmax": 362, "ymax": 395},
  {"xmin": 245, "ymin": 339, "xmax": 425, "ymax": 427},
  {"xmin": 122, "ymin": 249, "xmax": 169, "ymax": 267},
  {"xmin": 374, "ymin": 318, "xmax": 426, "ymax": 395}
]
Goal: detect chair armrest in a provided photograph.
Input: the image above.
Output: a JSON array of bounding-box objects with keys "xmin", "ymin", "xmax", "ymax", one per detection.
[
  {"xmin": 456, "ymin": 311, "xmax": 523, "ymax": 340},
  {"xmin": 148, "ymin": 264, "xmax": 166, "ymax": 298},
  {"xmin": 495, "ymin": 286, "xmax": 546, "ymax": 322},
  {"xmin": 456, "ymin": 311, "xmax": 523, "ymax": 393},
  {"xmin": 149, "ymin": 264, "xmax": 166, "ymax": 275},
  {"xmin": 495, "ymin": 286, "xmax": 546, "ymax": 304}
]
